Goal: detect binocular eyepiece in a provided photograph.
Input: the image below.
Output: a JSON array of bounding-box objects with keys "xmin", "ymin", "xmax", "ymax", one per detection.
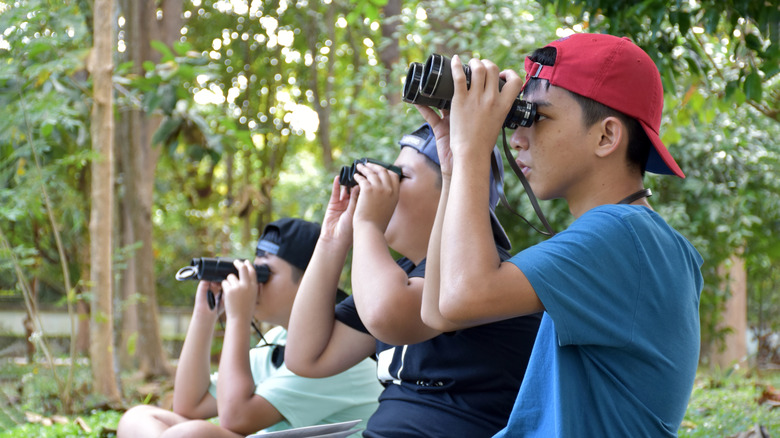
[
  {"xmin": 175, "ymin": 257, "xmax": 271, "ymax": 309},
  {"xmin": 402, "ymin": 54, "xmax": 538, "ymax": 130},
  {"xmin": 339, "ymin": 158, "xmax": 403, "ymax": 188}
]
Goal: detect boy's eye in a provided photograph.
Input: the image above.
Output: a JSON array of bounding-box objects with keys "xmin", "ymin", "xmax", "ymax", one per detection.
[{"xmin": 535, "ymin": 113, "xmax": 548, "ymax": 122}]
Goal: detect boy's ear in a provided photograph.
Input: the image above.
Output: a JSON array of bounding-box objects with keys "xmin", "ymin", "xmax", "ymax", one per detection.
[{"xmin": 594, "ymin": 116, "xmax": 624, "ymax": 159}]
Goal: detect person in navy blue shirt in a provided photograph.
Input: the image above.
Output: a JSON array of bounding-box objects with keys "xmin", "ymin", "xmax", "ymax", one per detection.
[{"xmin": 286, "ymin": 124, "xmax": 541, "ymax": 437}]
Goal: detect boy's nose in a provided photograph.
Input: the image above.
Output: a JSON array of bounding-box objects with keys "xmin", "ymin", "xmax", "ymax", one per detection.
[{"xmin": 509, "ymin": 129, "xmax": 529, "ymax": 151}]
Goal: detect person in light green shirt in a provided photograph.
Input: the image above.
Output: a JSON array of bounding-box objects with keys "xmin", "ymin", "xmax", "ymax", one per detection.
[{"xmin": 117, "ymin": 218, "xmax": 381, "ymax": 438}]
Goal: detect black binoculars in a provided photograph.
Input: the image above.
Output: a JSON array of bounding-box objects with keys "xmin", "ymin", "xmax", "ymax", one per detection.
[
  {"xmin": 175, "ymin": 257, "xmax": 271, "ymax": 310},
  {"xmin": 402, "ymin": 54, "xmax": 538, "ymax": 129},
  {"xmin": 339, "ymin": 158, "xmax": 403, "ymax": 188}
]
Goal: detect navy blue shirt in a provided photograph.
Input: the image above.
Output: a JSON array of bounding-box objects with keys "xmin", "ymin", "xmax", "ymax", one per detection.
[{"xmin": 335, "ymin": 256, "xmax": 541, "ymax": 438}]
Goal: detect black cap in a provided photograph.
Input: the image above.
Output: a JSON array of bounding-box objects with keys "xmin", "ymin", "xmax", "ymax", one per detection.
[{"xmin": 256, "ymin": 218, "xmax": 321, "ymax": 271}]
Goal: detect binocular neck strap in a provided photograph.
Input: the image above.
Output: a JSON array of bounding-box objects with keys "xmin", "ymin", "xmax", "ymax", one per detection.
[{"xmin": 494, "ymin": 129, "xmax": 556, "ymax": 237}]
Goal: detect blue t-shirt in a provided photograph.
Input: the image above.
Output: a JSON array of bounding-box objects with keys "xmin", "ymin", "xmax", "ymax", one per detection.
[
  {"xmin": 336, "ymin": 256, "xmax": 542, "ymax": 438},
  {"xmin": 495, "ymin": 205, "xmax": 703, "ymax": 438}
]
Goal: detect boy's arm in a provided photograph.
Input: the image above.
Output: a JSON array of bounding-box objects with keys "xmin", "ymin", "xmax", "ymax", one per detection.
[
  {"xmin": 350, "ymin": 163, "xmax": 442, "ymax": 345},
  {"xmin": 414, "ymin": 105, "xmax": 476, "ymax": 332},
  {"xmin": 419, "ymin": 175, "xmax": 469, "ymax": 332},
  {"xmin": 171, "ymin": 281, "xmax": 219, "ymax": 419},
  {"xmin": 438, "ymin": 56, "xmax": 544, "ymax": 325},
  {"xmin": 285, "ymin": 178, "xmax": 377, "ymax": 378},
  {"xmin": 215, "ymin": 261, "xmax": 286, "ymax": 435}
]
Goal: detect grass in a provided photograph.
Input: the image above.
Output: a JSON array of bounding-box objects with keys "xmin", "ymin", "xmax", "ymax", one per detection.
[
  {"xmin": 679, "ymin": 368, "xmax": 780, "ymax": 437},
  {"xmin": 0, "ymin": 358, "xmax": 778, "ymax": 437}
]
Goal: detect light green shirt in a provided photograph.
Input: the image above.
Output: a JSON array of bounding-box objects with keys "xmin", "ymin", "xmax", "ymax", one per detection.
[{"xmin": 209, "ymin": 326, "xmax": 381, "ymax": 435}]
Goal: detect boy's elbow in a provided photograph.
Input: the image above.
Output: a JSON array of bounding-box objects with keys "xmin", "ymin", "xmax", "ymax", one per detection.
[
  {"xmin": 219, "ymin": 412, "xmax": 258, "ymax": 436},
  {"xmin": 420, "ymin": 304, "xmax": 454, "ymax": 332},
  {"xmin": 438, "ymin": 276, "xmax": 478, "ymax": 324},
  {"xmin": 284, "ymin": 350, "xmax": 328, "ymax": 378},
  {"xmin": 284, "ymin": 353, "xmax": 312, "ymax": 377},
  {"xmin": 171, "ymin": 399, "xmax": 197, "ymax": 418}
]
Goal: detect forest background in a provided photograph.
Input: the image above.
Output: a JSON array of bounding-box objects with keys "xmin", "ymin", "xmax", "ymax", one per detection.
[{"xmin": 0, "ymin": 0, "xmax": 778, "ymax": 433}]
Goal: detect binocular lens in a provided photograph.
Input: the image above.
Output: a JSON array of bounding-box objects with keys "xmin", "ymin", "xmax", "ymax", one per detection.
[
  {"xmin": 421, "ymin": 54, "xmax": 447, "ymax": 97},
  {"xmin": 403, "ymin": 53, "xmax": 538, "ymax": 129},
  {"xmin": 403, "ymin": 63, "xmax": 449, "ymax": 108}
]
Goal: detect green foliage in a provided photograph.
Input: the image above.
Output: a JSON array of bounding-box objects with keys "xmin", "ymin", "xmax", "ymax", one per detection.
[
  {"xmin": 0, "ymin": 0, "xmax": 94, "ymax": 303},
  {"xmin": 539, "ymin": 0, "xmax": 780, "ymax": 121},
  {"xmin": 0, "ymin": 360, "xmax": 118, "ymax": 431},
  {"xmin": 680, "ymin": 370, "xmax": 780, "ymax": 437},
  {"xmin": 0, "ymin": 410, "xmax": 120, "ymax": 438},
  {"xmin": 0, "ymin": 0, "xmax": 777, "ymax": 375},
  {"xmin": 0, "ymin": 363, "xmax": 776, "ymax": 437}
]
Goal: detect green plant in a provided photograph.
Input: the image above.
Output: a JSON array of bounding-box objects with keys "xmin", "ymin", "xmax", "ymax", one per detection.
[{"xmin": 680, "ymin": 369, "xmax": 780, "ymax": 437}]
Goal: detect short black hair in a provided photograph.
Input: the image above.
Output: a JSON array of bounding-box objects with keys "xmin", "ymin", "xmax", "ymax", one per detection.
[
  {"xmin": 526, "ymin": 47, "xmax": 651, "ymax": 175},
  {"xmin": 257, "ymin": 227, "xmax": 305, "ymax": 284}
]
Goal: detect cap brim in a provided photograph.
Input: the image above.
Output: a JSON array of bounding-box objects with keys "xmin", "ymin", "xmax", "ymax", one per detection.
[
  {"xmin": 640, "ymin": 119, "xmax": 685, "ymax": 178},
  {"xmin": 490, "ymin": 209, "xmax": 511, "ymax": 250}
]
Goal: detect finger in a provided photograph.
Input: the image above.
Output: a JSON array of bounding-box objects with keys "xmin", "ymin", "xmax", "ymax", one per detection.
[
  {"xmin": 354, "ymin": 163, "xmax": 379, "ymax": 185},
  {"xmin": 364, "ymin": 164, "xmax": 398, "ymax": 192},
  {"xmin": 339, "ymin": 183, "xmax": 348, "ymax": 202},
  {"xmin": 329, "ymin": 176, "xmax": 341, "ymax": 202},
  {"xmin": 482, "ymin": 59, "xmax": 501, "ymax": 94},
  {"xmin": 500, "ymin": 68, "xmax": 524, "ymax": 97},
  {"xmin": 244, "ymin": 260, "xmax": 257, "ymax": 284},
  {"xmin": 346, "ymin": 184, "xmax": 359, "ymax": 215},
  {"xmin": 415, "ymin": 104, "xmax": 442, "ymax": 125},
  {"xmin": 451, "ymin": 55, "xmax": 467, "ymax": 98}
]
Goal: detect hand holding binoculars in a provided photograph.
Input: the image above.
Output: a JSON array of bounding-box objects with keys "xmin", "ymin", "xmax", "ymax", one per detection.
[
  {"xmin": 338, "ymin": 158, "xmax": 403, "ymax": 188},
  {"xmin": 175, "ymin": 257, "xmax": 271, "ymax": 310},
  {"xmin": 402, "ymin": 54, "xmax": 537, "ymax": 130}
]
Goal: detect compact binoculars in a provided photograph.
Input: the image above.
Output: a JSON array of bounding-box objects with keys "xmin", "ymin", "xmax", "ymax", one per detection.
[
  {"xmin": 175, "ymin": 257, "xmax": 271, "ymax": 310},
  {"xmin": 402, "ymin": 53, "xmax": 538, "ymax": 129},
  {"xmin": 338, "ymin": 158, "xmax": 403, "ymax": 188}
]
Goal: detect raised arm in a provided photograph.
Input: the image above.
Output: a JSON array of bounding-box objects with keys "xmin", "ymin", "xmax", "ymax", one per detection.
[
  {"xmin": 350, "ymin": 161, "xmax": 442, "ymax": 345},
  {"xmin": 439, "ymin": 56, "xmax": 544, "ymax": 325},
  {"xmin": 171, "ymin": 281, "xmax": 220, "ymax": 419},
  {"xmin": 214, "ymin": 261, "xmax": 286, "ymax": 435},
  {"xmin": 413, "ymin": 105, "xmax": 472, "ymax": 332},
  {"xmin": 285, "ymin": 178, "xmax": 377, "ymax": 378}
]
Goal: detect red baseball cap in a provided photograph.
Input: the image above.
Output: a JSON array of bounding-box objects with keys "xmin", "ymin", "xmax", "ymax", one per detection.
[{"xmin": 523, "ymin": 33, "xmax": 685, "ymax": 178}]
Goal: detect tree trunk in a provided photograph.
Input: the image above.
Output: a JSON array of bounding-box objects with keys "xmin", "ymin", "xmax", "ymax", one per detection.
[
  {"xmin": 88, "ymin": 0, "xmax": 120, "ymax": 403},
  {"xmin": 116, "ymin": 0, "xmax": 182, "ymax": 379},
  {"xmin": 24, "ymin": 277, "xmax": 36, "ymax": 362},
  {"xmin": 711, "ymin": 252, "xmax": 748, "ymax": 369},
  {"xmin": 306, "ymin": 6, "xmax": 336, "ymax": 172},
  {"xmin": 117, "ymin": 195, "xmax": 138, "ymax": 369},
  {"xmin": 380, "ymin": 0, "xmax": 401, "ymax": 106}
]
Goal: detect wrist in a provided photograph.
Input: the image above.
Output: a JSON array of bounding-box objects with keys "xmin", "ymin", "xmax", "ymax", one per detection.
[
  {"xmin": 191, "ymin": 308, "xmax": 220, "ymax": 325},
  {"xmin": 317, "ymin": 234, "xmax": 351, "ymax": 255},
  {"xmin": 353, "ymin": 219, "xmax": 386, "ymax": 240}
]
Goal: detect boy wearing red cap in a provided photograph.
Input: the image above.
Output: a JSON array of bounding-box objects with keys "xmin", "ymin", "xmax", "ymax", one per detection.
[{"xmin": 420, "ymin": 33, "xmax": 703, "ymax": 437}]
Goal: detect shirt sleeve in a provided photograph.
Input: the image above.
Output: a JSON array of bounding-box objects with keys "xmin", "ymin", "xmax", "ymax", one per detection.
[{"xmin": 509, "ymin": 208, "xmax": 643, "ymax": 348}]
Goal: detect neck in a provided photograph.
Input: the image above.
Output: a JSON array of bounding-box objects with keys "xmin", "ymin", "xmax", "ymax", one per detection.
[
  {"xmin": 567, "ymin": 173, "xmax": 648, "ymax": 217},
  {"xmin": 618, "ymin": 188, "xmax": 652, "ymax": 205}
]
